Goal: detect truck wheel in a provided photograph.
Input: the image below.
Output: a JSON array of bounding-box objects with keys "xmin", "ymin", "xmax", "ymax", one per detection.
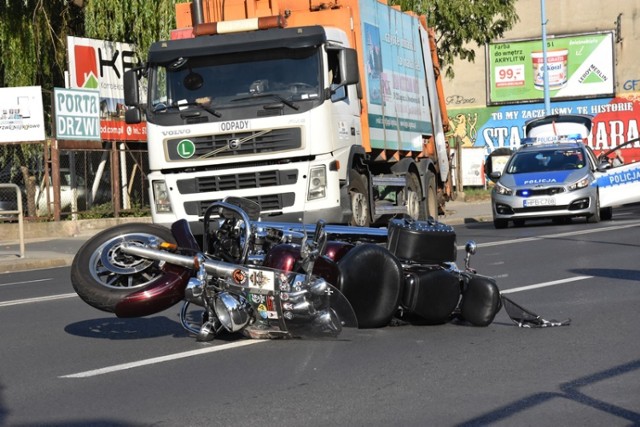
[
  {"xmin": 348, "ymin": 171, "xmax": 371, "ymax": 227},
  {"xmin": 406, "ymin": 173, "xmax": 426, "ymax": 221},
  {"xmin": 406, "ymin": 171, "xmax": 437, "ymax": 220}
]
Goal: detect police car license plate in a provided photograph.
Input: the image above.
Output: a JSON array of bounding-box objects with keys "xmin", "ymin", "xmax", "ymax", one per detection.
[{"xmin": 524, "ymin": 198, "xmax": 556, "ymax": 207}]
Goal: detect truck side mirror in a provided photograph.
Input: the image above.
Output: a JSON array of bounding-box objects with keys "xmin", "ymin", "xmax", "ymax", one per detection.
[
  {"xmin": 125, "ymin": 107, "xmax": 142, "ymax": 124},
  {"xmin": 339, "ymin": 48, "xmax": 359, "ymax": 86},
  {"xmin": 124, "ymin": 69, "xmax": 140, "ymax": 107}
]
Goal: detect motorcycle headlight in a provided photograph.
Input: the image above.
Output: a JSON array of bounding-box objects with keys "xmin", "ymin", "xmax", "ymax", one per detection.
[
  {"xmin": 214, "ymin": 292, "xmax": 251, "ymax": 332},
  {"xmin": 494, "ymin": 181, "xmax": 514, "ymax": 196},
  {"xmin": 568, "ymin": 177, "xmax": 590, "ymax": 191}
]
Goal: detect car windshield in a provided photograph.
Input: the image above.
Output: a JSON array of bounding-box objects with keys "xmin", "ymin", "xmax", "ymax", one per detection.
[{"xmin": 506, "ymin": 148, "xmax": 586, "ymax": 174}]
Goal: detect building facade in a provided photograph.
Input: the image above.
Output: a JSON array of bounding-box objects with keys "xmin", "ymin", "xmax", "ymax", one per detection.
[{"xmin": 443, "ymin": 0, "xmax": 640, "ymax": 164}]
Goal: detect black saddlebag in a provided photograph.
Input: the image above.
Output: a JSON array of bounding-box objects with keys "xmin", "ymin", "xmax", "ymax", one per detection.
[
  {"xmin": 459, "ymin": 275, "xmax": 502, "ymax": 326},
  {"xmin": 387, "ymin": 218, "xmax": 456, "ymax": 264},
  {"xmin": 401, "ymin": 267, "xmax": 461, "ymax": 324}
]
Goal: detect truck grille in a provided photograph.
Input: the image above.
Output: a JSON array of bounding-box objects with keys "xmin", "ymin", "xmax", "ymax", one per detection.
[
  {"xmin": 167, "ymin": 128, "xmax": 301, "ymax": 160},
  {"xmin": 176, "ymin": 169, "xmax": 298, "ymax": 194},
  {"xmin": 184, "ymin": 193, "xmax": 295, "ymax": 216}
]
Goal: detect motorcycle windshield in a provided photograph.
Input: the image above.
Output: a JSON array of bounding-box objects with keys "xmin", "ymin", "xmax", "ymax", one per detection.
[{"xmin": 280, "ymin": 281, "xmax": 358, "ymax": 339}]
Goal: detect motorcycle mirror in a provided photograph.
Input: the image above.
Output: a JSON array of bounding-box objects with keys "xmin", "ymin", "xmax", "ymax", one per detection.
[
  {"xmin": 464, "ymin": 240, "xmax": 477, "ymax": 273},
  {"xmin": 465, "ymin": 241, "xmax": 477, "ymax": 255}
]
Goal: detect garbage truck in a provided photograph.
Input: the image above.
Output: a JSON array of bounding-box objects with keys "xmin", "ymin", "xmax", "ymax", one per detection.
[{"xmin": 123, "ymin": 0, "xmax": 453, "ymax": 233}]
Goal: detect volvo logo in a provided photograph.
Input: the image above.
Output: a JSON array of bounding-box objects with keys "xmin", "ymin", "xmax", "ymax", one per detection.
[{"xmin": 162, "ymin": 129, "xmax": 191, "ymax": 136}]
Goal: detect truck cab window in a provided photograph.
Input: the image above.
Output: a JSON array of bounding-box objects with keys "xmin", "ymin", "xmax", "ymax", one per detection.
[{"xmin": 328, "ymin": 50, "xmax": 347, "ymax": 102}]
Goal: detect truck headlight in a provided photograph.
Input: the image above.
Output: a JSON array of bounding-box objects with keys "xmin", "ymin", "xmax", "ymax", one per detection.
[
  {"xmin": 307, "ymin": 166, "xmax": 327, "ymax": 200},
  {"xmin": 152, "ymin": 180, "xmax": 172, "ymax": 213},
  {"xmin": 494, "ymin": 182, "xmax": 513, "ymax": 196},
  {"xmin": 568, "ymin": 177, "xmax": 589, "ymax": 191}
]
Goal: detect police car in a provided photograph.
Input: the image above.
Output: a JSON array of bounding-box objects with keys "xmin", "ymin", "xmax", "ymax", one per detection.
[{"xmin": 489, "ymin": 114, "xmax": 640, "ymax": 229}]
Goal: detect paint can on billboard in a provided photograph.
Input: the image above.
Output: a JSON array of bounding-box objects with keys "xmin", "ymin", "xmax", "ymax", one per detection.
[{"xmin": 531, "ymin": 48, "xmax": 569, "ymax": 90}]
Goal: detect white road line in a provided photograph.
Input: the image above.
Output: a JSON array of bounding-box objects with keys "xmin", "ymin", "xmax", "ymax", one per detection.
[
  {"xmin": 457, "ymin": 221, "xmax": 640, "ymax": 250},
  {"xmin": 501, "ymin": 275, "xmax": 593, "ymax": 294},
  {"xmin": 60, "ymin": 340, "xmax": 266, "ymax": 379},
  {"xmin": 0, "ymin": 278, "xmax": 53, "ymax": 288},
  {"xmin": 0, "ymin": 293, "xmax": 77, "ymax": 307}
]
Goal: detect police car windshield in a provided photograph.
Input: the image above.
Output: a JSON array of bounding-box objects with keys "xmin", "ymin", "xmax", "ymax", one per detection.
[{"xmin": 506, "ymin": 148, "xmax": 586, "ymax": 174}]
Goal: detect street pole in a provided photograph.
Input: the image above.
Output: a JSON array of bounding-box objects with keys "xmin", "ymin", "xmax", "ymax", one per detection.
[{"xmin": 541, "ymin": 0, "xmax": 551, "ymax": 115}]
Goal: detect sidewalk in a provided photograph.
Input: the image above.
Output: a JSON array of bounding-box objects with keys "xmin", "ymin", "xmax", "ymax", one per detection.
[{"xmin": 0, "ymin": 199, "xmax": 492, "ymax": 274}]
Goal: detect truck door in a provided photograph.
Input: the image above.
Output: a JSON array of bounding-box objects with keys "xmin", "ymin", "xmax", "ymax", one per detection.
[{"xmin": 597, "ymin": 161, "xmax": 640, "ymax": 208}]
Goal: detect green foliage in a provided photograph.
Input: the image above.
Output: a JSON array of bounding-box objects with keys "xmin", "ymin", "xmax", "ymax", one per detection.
[
  {"xmin": 83, "ymin": 0, "xmax": 188, "ymax": 57},
  {"xmin": 1, "ymin": 1, "xmax": 82, "ymax": 139},
  {"xmin": 391, "ymin": 0, "xmax": 519, "ymax": 78},
  {"xmin": 76, "ymin": 201, "xmax": 150, "ymax": 219}
]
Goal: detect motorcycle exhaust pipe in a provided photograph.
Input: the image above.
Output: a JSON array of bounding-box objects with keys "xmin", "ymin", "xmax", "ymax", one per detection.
[{"xmin": 121, "ymin": 242, "xmax": 243, "ymax": 279}]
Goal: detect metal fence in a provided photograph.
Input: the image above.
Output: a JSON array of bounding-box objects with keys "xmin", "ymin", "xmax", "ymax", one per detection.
[{"xmin": 0, "ymin": 141, "xmax": 150, "ymax": 221}]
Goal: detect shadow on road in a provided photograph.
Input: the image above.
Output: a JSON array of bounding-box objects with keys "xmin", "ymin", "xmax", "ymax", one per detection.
[{"xmin": 458, "ymin": 359, "xmax": 640, "ymax": 426}]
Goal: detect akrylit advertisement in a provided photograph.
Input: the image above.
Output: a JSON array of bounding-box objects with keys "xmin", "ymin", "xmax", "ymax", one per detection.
[
  {"xmin": 447, "ymin": 94, "xmax": 640, "ymax": 164},
  {"xmin": 487, "ymin": 32, "xmax": 615, "ymax": 105},
  {"xmin": 67, "ymin": 36, "xmax": 146, "ymax": 142}
]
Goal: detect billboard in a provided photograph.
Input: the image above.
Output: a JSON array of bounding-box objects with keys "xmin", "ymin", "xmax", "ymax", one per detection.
[
  {"xmin": 486, "ymin": 32, "xmax": 615, "ymax": 105},
  {"xmin": 67, "ymin": 36, "xmax": 146, "ymax": 142},
  {"xmin": 54, "ymin": 88, "xmax": 101, "ymax": 141},
  {"xmin": 0, "ymin": 86, "xmax": 45, "ymax": 143},
  {"xmin": 447, "ymin": 94, "xmax": 640, "ymax": 165}
]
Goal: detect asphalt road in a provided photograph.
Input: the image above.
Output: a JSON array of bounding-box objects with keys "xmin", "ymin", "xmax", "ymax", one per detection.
[{"xmin": 1, "ymin": 205, "xmax": 639, "ymax": 426}]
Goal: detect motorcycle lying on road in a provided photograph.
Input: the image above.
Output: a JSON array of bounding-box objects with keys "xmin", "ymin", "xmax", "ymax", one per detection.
[{"xmin": 70, "ymin": 197, "xmax": 539, "ymax": 342}]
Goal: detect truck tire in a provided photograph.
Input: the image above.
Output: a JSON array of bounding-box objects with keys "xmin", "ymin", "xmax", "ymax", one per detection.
[
  {"xmin": 406, "ymin": 171, "xmax": 437, "ymax": 221},
  {"xmin": 348, "ymin": 171, "xmax": 371, "ymax": 227}
]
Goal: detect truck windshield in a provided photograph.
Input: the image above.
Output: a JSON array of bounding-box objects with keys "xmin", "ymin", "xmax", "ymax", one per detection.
[{"xmin": 150, "ymin": 47, "xmax": 321, "ymax": 112}]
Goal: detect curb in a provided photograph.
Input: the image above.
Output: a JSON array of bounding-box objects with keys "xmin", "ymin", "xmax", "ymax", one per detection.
[{"xmin": 0, "ymin": 216, "xmax": 153, "ymax": 240}]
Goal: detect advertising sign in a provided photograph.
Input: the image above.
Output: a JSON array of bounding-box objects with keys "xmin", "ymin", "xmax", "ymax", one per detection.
[
  {"xmin": 67, "ymin": 36, "xmax": 146, "ymax": 142},
  {"xmin": 460, "ymin": 148, "xmax": 486, "ymax": 187},
  {"xmin": 361, "ymin": 0, "xmax": 434, "ymax": 152},
  {"xmin": 487, "ymin": 32, "xmax": 614, "ymax": 105},
  {"xmin": 54, "ymin": 88, "xmax": 101, "ymax": 141},
  {"xmin": 0, "ymin": 86, "xmax": 45, "ymax": 143},
  {"xmin": 447, "ymin": 94, "xmax": 640, "ymax": 165}
]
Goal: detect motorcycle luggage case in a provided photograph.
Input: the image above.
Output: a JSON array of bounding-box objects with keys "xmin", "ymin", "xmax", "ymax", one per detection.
[
  {"xmin": 402, "ymin": 267, "xmax": 461, "ymax": 324},
  {"xmin": 460, "ymin": 275, "xmax": 502, "ymax": 326},
  {"xmin": 387, "ymin": 218, "xmax": 456, "ymax": 264}
]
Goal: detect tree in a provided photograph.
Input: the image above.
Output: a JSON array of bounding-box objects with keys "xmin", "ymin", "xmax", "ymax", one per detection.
[
  {"xmin": 392, "ymin": 0, "xmax": 519, "ymax": 78},
  {"xmin": 83, "ymin": 0, "xmax": 187, "ymax": 59}
]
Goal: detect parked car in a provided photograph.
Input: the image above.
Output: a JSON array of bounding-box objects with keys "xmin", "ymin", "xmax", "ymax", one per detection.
[{"xmin": 489, "ymin": 114, "xmax": 640, "ymax": 229}]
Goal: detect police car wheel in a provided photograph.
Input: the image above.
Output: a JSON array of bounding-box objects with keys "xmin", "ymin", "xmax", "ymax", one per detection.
[
  {"xmin": 493, "ymin": 218, "xmax": 508, "ymax": 229},
  {"xmin": 600, "ymin": 207, "xmax": 613, "ymax": 221}
]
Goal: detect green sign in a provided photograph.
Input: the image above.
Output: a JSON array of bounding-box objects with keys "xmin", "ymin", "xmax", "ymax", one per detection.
[
  {"xmin": 177, "ymin": 139, "xmax": 196, "ymax": 159},
  {"xmin": 487, "ymin": 32, "xmax": 614, "ymax": 105}
]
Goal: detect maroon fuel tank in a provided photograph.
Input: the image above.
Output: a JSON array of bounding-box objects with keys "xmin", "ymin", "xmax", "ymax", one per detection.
[
  {"xmin": 114, "ymin": 262, "xmax": 192, "ymax": 318},
  {"xmin": 262, "ymin": 241, "xmax": 354, "ymax": 286}
]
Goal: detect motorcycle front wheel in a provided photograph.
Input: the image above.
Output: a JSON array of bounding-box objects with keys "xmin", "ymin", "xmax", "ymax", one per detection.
[{"xmin": 71, "ymin": 223, "xmax": 177, "ymax": 313}]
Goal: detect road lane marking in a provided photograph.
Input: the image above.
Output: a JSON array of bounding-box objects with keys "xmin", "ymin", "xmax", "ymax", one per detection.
[
  {"xmin": 0, "ymin": 278, "xmax": 53, "ymax": 288},
  {"xmin": 457, "ymin": 221, "xmax": 640, "ymax": 250},
  {"xmin": 501, "ymin": 275, "xmax": 593, "ymax": 294},
  {"xmin": 59, "ymin": 340, "xmax": 266, "ymax": 379},
  {"xmin": 0, "ymin": 293, "xmax": 77, "ymax": 307}
]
